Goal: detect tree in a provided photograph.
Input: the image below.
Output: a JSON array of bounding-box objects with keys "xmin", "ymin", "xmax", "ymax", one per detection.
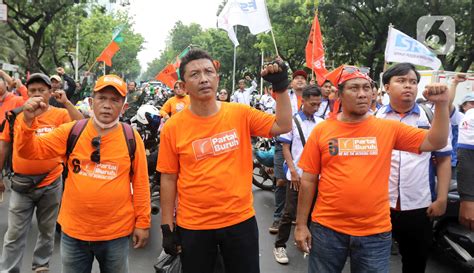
[{"xmin": 3, "ymin": 0, "xmax": 78, "ymax": 72}]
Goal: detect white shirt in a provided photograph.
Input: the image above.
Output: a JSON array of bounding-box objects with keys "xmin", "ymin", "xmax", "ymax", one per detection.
[
  {"xmin": 288, "ymin": 89, "xmax": 301, "ymax": 115},
  {"xmin": 259, "ymin": 94, "xmax": 275, "ymax": 114},
  {"xmin": 278, "ymin": 111, "xmax": 324, "ymax": 180},
  {"xmin": 376, "ymin": 104, "xmax": 452, "ymax": 210},
  {"xmin": 314, "ymin": 99, "xmax": 330, "ymax": 119},
  {"xmin": 458, "ymin": 108, "xmax": 474, "ymax": 149},
  {"xmin": 231, "ymin": 80, "xmax": 257, "ymax": 105}
]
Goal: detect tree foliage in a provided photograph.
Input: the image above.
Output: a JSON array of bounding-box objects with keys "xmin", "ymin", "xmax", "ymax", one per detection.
[
  {"xmin": 2, "ymin": 1, "xmax": 144, "ymax": 80},
  {"xmin": 144, "ymin": 0, "xmax": 473, "ymax": 89}
]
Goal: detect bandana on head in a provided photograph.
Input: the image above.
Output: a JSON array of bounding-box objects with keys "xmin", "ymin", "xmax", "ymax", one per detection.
[{"xmin": 325, "ymin": 65, "xmax": 372, "ymax": 87}]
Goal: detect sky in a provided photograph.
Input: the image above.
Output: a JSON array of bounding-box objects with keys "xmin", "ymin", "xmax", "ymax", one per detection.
[{"xmin": 113, "ymin": 0, "xmax": 224, "ymax": 71}]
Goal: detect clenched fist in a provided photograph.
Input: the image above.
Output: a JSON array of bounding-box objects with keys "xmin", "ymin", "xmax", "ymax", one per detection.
[
  {"xmin": 23, "ymin": 97, "xmax": 48, "ymax": 126},
  {"xmin": 423, "ymin": 83, "xmax": 449, "ymax": 105}
]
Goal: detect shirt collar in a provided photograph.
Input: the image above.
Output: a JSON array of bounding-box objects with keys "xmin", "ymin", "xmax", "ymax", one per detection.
[
  {"xmin": 383, "ymin": 103, "xmax": 420, "ymax": 115},
  {"xmin": 298, "ymin": 110, "xmax": 315, "ymax": 122}
]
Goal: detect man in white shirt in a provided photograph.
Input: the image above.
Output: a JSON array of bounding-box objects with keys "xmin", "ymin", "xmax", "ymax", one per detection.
[
  {"xmin": 377, "ymin": 63, "xmax": 451, "ymax": 273},
  {"xmin": 273, "ymin": 85, "xmax": 324, "ymax": 264},
  {"xmin": 259, "ymin": 85, "xmax": 276, "ymax": 114},
  {"xmin": 231, "ymin": 75, "xmax": 257, "ymax": 105}
]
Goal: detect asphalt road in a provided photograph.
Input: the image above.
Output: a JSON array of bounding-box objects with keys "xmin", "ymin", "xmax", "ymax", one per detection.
[{"xmin": 0, "ymin": 185, "xmax": 470, "ymax": 273}]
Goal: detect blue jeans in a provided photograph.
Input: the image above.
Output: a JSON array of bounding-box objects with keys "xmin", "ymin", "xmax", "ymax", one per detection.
[
  {"xmin": 60, "ymin": 232, "xmax": 129, "ymax": 273},
  {"xmin": 273, "ymin": 142, "xmax": 286, "ymax": 221},
  {"xmin": 309, "ymin": 222, "xmax": 391, "ymax": 273}
]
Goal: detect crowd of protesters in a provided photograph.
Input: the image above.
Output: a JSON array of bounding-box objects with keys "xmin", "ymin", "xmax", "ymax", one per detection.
[{"xmin": 0, "ymin": 47, "xmax": 473, "ymax": 273}]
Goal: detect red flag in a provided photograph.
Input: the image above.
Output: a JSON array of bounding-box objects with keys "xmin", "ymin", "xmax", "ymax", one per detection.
[
  {"xmin": 324, "ymin": 65, "xmax": 345, "ymax": 87},
  {"xmin": 96, "ymin": 41, "xmax": 120, "ymax": 67},
  {"xmin": 155, "ymin": 63, "xmax": 179, "ymax": 88},
  {"xmin": 305, "ymin": 11, "xmax": 328, "ymax": 86}
]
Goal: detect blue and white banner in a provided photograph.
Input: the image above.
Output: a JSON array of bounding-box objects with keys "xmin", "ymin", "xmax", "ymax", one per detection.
[
  {"xmin": 384, "ymin": 27, "xmax": 442, "ymax": 70},
  {"xmin": 217, "ymin": 0, "xmax": 272, "ymax": 47}
]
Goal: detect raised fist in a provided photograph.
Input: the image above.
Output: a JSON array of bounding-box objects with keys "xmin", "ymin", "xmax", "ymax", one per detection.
[
  {"xmin": 23, "ymin": 97, "xmax": 48, "ymax": 125},
  {"xmin": 423, "ymin": 83, "xmax": 449, "ymax": 104},
  {"xmin": 261, "ymin": 60, "xmax": 288, "ymax": 93}
]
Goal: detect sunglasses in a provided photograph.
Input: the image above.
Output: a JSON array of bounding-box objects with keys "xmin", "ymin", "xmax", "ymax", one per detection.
[
  {"xmin": 219, "ymin": 92, "xmax": 228, "ymax": 95},
  {"xmin": 91, "ymin": 136, "xmax": 101, "ymax": 163},
  {"xmin": 336, "ymin": 66, "xmax": 361, "ymax": 86}
]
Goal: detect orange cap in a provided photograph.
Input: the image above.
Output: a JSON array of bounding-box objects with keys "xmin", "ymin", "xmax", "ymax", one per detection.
[{"xmin": 93, "ymin": 74, "xmax": 127, "ymax": 97}]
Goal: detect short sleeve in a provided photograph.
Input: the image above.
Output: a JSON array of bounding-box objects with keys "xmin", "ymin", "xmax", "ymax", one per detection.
[
  {"xmin": 247, "ymin": 106, "xmax": 276, "ymax": 138},
  {"xmin": 297, "ymin": 127, "xmax": 321, "ymax": 175},
  {"xmin": 450, "ymin": 108, "xmax": 464, "ymax": 126},
  {"xmin": 278, "ymin": 129, "xmax": 293, "ymax": 144},
  {"xmin": 156, "ymin": 122, "xmax": 179, "ymax": 173},
  {"xmin": 0, "ymin": 119, "xmax": 11, "ymax": 142},
  {"xmin": 393, "ymin": 122, "xmax": 428, "ymax": 154}
]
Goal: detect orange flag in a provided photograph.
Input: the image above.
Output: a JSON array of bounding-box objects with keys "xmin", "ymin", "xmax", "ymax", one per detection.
[
  {"xmin": 155, "ymin": 63, "xmax": 179, "ymax": 88},
  {"xmin": 305, "ymin": 11, "xmax": 328, "ymax": 86},
  {"xmin": 324, "ymin": 65, "xmax": 345, "ymax": 87},
  {"xmin": 96, "ymin": 41, "xmax": 120, "ymax": 67}
]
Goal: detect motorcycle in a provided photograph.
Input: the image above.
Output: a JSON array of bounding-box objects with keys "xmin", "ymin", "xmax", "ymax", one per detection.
[
  {"xmin": 252, "ymin": 137, "xmax": 275, "ymax": 191},
  {"xmin": 433, "ymin": 179, "xmax": 474, "ymax": 271},
  {"xmin": 131, "ymin": 104, "xmax": 162, "ymax": 215}
]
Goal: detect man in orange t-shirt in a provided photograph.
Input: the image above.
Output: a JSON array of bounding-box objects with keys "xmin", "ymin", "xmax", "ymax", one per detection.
[
  {"xmin": 0, "ymin": 73, "xmax": 83, "ymax": 273},
  {"xmin": 293, "ymin": 66, "xmax": 451, "ymax": 273},
  {"xmin": 14, "ymin": 74, "xmax": 150, "ymax": 273},
  {"xmin": 159, "ymin": 80, "xmax": 190, "ymax": 122},
  {"xmin": 0, "ymin": 77, "xmax": 24, "ymax": 126},
  {"xmin": 157, "ymin": 49, "xmax": 292, "ymax": 273}
]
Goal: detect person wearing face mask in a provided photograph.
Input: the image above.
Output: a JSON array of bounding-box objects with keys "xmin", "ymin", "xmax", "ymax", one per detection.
[
  {"xmin": 159, "ymin": 80, "xmax": 190, "ymax": 122},
  {"xmin": 14, "ymin": 74, "xmax": 151, "ymax": 273}
]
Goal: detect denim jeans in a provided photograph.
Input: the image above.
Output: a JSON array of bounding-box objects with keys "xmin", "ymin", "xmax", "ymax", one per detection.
[
  {"xmin": 273, "ymin": 142, "xmax": 286, "ymax": 221},
  {"xmin": 0, "ymin": 177, "xmax": 62, "ymax": 273},
  {"xmin": 60, "ymin": 232, "xmax": 129, "ymax": 273},
  {"xmin": 308, "ymin": 222, "xmax": 391, "ymax": 273},
  {"xmin": 177, "ymin": 216, "xmax": 259, "ymax": 273}
]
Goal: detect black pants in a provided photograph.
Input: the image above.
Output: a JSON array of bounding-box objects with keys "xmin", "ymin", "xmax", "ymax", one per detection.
[
  {"xmin": 391, "ymin": 208, "xmax": 433, "ymax": 273},
  {"xmin": 457, "ymin": 148, "xmax": 474, "ymax": 201},
  {"xmin": 177, "ymin": 216, "xmax": 259, "ymax": 273},
  {"xmin": 275, "ymin": 181, "xmax": 298, "ymax": 248}
]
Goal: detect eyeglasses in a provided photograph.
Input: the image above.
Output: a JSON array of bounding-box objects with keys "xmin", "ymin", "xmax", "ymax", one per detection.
[{"xmin": 91, "ymin": 136, "xmax": 101, "ymax": 163}]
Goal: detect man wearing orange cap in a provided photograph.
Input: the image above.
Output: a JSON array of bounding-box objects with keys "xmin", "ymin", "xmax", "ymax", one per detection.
[
  {"xmin": 294, "ymin": 66, "xmax": 451, "ymax": 273},
  {"xmin": 14, "ymin": 74, "xmax": 151, "ymax": 273},
  {"xmin": 159, "ymin": 80, "xmax": 190, "ymax": 122}
]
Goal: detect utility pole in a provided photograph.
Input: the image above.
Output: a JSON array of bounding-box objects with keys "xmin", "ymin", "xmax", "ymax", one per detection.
[{"xmin": 75, "ymin": 24, "xmax": 79, "ymax": 81}]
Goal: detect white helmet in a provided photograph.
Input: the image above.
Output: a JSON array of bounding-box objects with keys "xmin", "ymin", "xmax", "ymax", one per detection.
[{"xmin": 136, "ymin": 104, "xmax": 159, "ymax": 125}]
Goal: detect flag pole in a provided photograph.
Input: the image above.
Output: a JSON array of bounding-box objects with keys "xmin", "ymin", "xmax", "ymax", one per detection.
[
  {"xmin": 232, "ymin": 26, "xmax": 238, "ymax": 96},
  {"xmin": 260, "ymin": 49, "xmax": 264, "ymax": 95},
  {"xmin": 270, "ymin": 29, "xmax": 280, "ymax": 57},
  {"xmin": 311, "ymin": 9, "xmax": 317, "ymax": 81},
  {"xmin": 103, "ymin": 61, "xmax": 106, "ymax": 76}
]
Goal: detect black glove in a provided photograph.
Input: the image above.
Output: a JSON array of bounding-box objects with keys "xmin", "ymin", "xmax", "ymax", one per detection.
[
  {"xmin": 161, "ymin": 224, "xmax": 180, "ymax": 256},
  {"xmin": 262, "ymin": 61, "xmax": 289, "ymax": 93}
]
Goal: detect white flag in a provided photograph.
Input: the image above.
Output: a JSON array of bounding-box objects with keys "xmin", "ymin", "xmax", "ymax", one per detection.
[
  {"xmin": 384, "ymin": 27, "xmax": 442, "ymax": 70},
  {"xmin": 217, "ymin": 0, "xmax": 272, "ymax": 47}
]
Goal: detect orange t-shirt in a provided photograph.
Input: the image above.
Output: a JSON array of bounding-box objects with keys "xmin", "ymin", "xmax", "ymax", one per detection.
[
  {"xmin": 298, "ymin": 116, "xmax": 428, "ymax": 236},
  {"xmin": 157, "ymin": 102, "xmax": 275, "ymax": 230},
  {"xmin": 15, "ymin": 118, "xmax": 151, "ymax": 241},
  {"xmin": 0, "ymin": 107, "xmax": 70, "ymax": 188},
  {"xmin": 159, "ymin": 95, "xmax": 190, "ymax": 117},
  {"xmin": 0, "ymin": 93, "xmax": 24, "ymax": 124}
]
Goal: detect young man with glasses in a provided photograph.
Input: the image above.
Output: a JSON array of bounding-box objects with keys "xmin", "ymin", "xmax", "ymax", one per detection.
[
  {"xmin": 0, "ymin": 73, "xmax": 83, "ymax": 273},
  {"xmin": 294, "ymin": 66, "xmax": 451, "ymax": 273},
  {"xmin": 13, "ymin": 74, "xmax": 151, "ymax": 273}
]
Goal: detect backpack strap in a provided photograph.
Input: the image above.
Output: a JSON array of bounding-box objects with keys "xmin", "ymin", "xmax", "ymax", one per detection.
[
  {"xmin": 5, "ymin": 107, "xmax": 24, "ymax": 146},
  {"xmin": 293, "ymin": 115, "xmax": 306, "ymax": 147},
  {"xmin": 418, "ymin": 103, "xmax": 434, "ymax": 124},
  {"xmin": 66, "ymin": 119, "xmax": 89, "ymax": 162},
  {"xmin": 121, "ymin": 122, "xmax": 136, "ymax": 176}
]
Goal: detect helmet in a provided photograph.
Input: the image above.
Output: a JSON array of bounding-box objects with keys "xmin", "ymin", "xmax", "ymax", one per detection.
[{"xmin": 136, "ymin": 104, "xmax": 160, "ymax": 125}]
